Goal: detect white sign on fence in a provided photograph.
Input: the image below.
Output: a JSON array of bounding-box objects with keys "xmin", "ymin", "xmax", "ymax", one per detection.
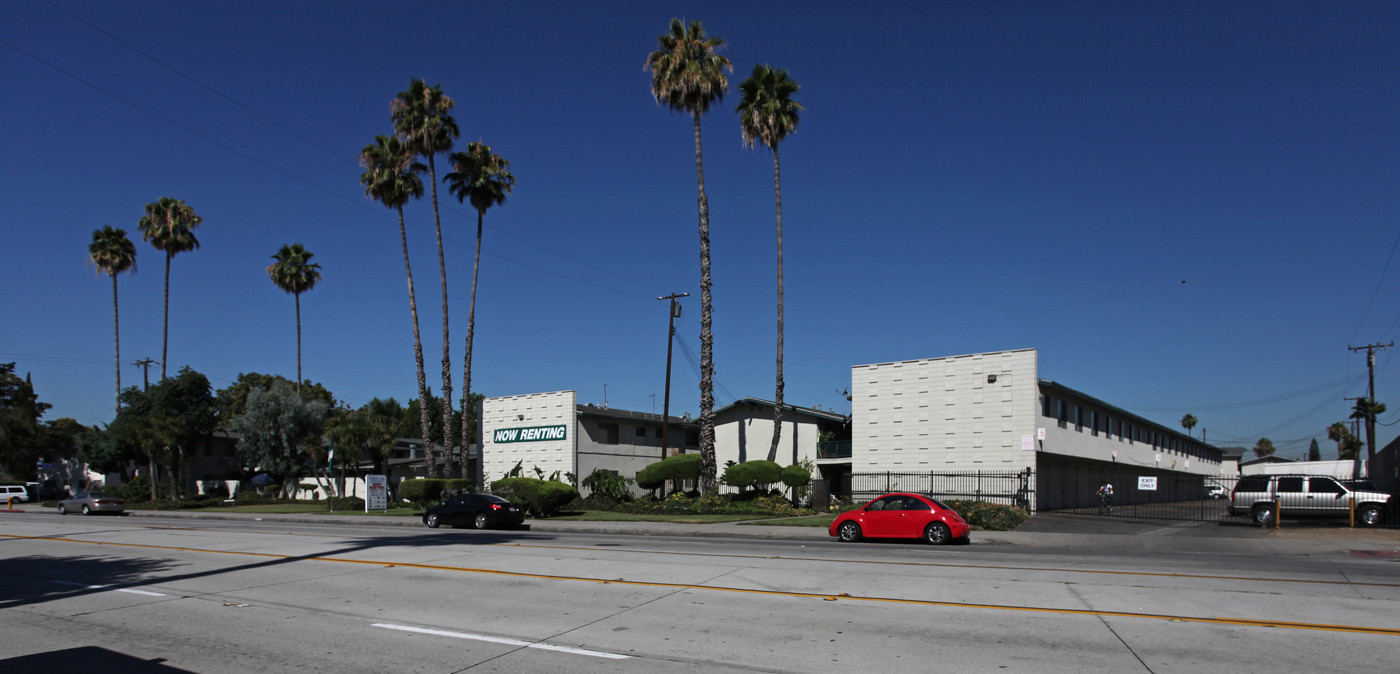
[
  {"xmin": 366, "ymin": 474, "xmax": 389, "ymax": 511},
  {"xmin": 1138, "ymin": 476, "xmax": 1158, "ymax": 491}
]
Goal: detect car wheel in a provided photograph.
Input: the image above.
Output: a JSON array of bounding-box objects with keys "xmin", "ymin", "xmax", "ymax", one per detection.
[
  {"xmin": 82, "ymin": 505, "xmax": 91, "ymax": 515},
  {"xmin": 923, "ymin": 522, "xmax": 951, "ymax": 546},
  {"xmin": 1252, "ymin": 505, "xmax": 1273, "ymax": 525},
  {"xmin": 57, "ymin": 504, "xmax": 67, "ymax": 515},
  {"xmin": 837, "ymin": 521, "xmax": 862, "ymax": 542},
  {"xmin": 425, "ymin": 512, "xmax": 440, "ymax": 528},
  {"xmin": 474, "ymin": 513, "xmax": 490, "ymax": 530},
  {"xmin": 1358, "ymin": 505, "xmax": 1384, "ymax": 527}
]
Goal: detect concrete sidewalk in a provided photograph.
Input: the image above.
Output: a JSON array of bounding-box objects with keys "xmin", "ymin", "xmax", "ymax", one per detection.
[{"xmin": 5, "ymin": 503, "xmax": 1399, "ymax": 557}]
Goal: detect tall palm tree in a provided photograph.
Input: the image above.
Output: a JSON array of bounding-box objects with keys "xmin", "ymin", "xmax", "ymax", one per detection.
[
  {"xmin": 445, "ymin": 142, "xmax": 515, "ymax": 478},
  {"xmin": 737, "ymin": 64, "xmax": 803, "ymax": 462},
  {"xmin": 137, "ymin": 197, "xmax": 202, "ymax": 380},
  {"xmin": 647, "ymin": 18, "xmax": 732, "ymax": 492},
  {"xmin": 393, "ymin": 79, "xmax": 460, "ymax": 478},
  {"xmin": 1179, "ymin": 413, "xmax": 1198, "ymax": 439},
  {"xmin": 358, "ymin": 135, "xmax": 433, "ymax": 459},
  {"xmin": 88, "ymin": 225, "xmax": 136, "ymax": 410},
  {"xmin": 266, "ymin": 243, "xmax": 323, "ymax": 396},
  {"xmin": 1350, "ymin": 397, "xmax": 1387, "ymax": 468}
]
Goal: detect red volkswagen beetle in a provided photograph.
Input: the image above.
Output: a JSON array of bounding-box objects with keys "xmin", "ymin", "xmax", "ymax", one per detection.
[{"xmin": 829, "ymin": 493, "xmax": 970, "ymax": 545}]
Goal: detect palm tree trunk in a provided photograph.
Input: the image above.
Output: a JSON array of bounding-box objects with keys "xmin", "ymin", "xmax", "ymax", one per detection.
[
  {"xmin": 428, "ymin": 153, "xmax": 452, "ymax": 480},
  {"xmin": 112, "ymin": 273, "xmax": 122, "ymax": 410},
  {"xmin": 148, "ymin": 454, "xmax": 157, "ymax": 501},
  {"xmin": 460, "ymin": 211, "xmax": 483, "ymax": 481},
  {"xmin": 693, "ymin": 111, "xmax": 717, "ymax": 492},
  {"xmin": 768, "ymin": 145, "xmax": 785, "ymax": 463},
  {"xmin": 294, "ymin": 292, "xmax": 302, "ymax": 396},
  {"xmin": 396, "ymin": 205, "xmax": 433, "ymax": 468},
  {"xmin": 161, "ymin": 251, "xmax": 171, "ymax": 380}
]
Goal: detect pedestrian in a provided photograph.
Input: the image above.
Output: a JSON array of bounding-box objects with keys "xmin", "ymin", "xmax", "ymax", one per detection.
[{"xmin": 1097, "ymin": 481, "xmax": 1114, "ymax": 513}]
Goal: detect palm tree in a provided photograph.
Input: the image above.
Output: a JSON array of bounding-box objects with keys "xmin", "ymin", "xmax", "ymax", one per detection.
[
  {"xmin": 1350, "ymin": 397, "xmax": 1387, "ymax": 468},
  {"xmin": 137, "ymin": 197, "xmax": 202, "ymax": 380},
  {"xmin": 266, "ymin": 243, "xmax": 323, "ymax": 396},
  {"xmin": 1179, "ymin": 413, "xmax": 1198, "ymax": 439},
  {"xmin": 647, "ymin": 18, "xmax": 732, "ymax": 492},
  {"xmin": 1253, "ymin": 437, "xmax": 1276, "ymax": 459},
  {"xmin": 737, "ymin": 64, "xmax": 803, "ymax": 462},
  {"xmin": 445, "ymin": 142, "xmax": 515, "ymax": 478},
  {"xmin": 88, "ymin": 226, "xmax": 136, "ymax": 410},
  {"xmin": 392, "ymin": 79, "xmax": 460, "ymax": 478},
  {"xmin": 358, "ymin": 135, "xmax": 433, "ymax": 459}
]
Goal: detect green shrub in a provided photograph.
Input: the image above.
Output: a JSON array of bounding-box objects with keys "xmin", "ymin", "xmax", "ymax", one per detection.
[
  {"xmin": 113, "ymin": 476, "xmax": 170, "ymax": 502},
  {"xmin": 636, "ymin": 453, "xmax": 702, "ymax": 494},
  {"xmin": 490, "ymin": 477, "xmax": 579, "ymax": 518},
  {"xmin": 443, "ymin": 479, "xmax": 474, "ymax": 495},
  {"xmin": 581, "ymin": 469, "xmax": 633, "ymax": 503},
  {"xmin": 781, "ymin": 463, "xmax": 814, "ymax": 504},
  {"xmin": 397, "ymin": 479, "xmax": 446, "ymax": 507},
  {"xmin": 235, "ymin": 488, "xmax": 269, "ymax": 504},
  {"xmin": 945, "ymin": 499, "xmax": 1029, "ymax": 531},
  {"xmin": 723, "ymin": 460, "xmax": 782, "ymax": 490},
  {"xmin": 328, "ymin": 496, "xmax": 365, "ymax": 511}
]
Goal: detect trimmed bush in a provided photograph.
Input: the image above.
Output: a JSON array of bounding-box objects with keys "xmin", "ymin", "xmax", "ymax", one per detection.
[
  {"xmin": 328, "ymin": 496, "xmax": 365, "ymax": 511},
  {"xmin": 945, "ymin": 499, "xmax": 1029, "ymax": 531},
  {"xmin": 581, "ymin": 469, "xmax": 633, "ymax": 503},
  {"xmin": 397, "ymin": 478, "xmax": 446, "ymax": 508},
  {"xmin": 722, "ymin": 460, "xmax": 782, "ymax": 490},
  {"xmin": 490, "ymin": 477, "xmax": 579, "ymax": 518},
  {"xmin": 443, "ymin": 479, "xmax": 474, "ymax": 495},
  {"xmin": 636, "ymin": 453, "xmax": 702, "ymax": 494}
]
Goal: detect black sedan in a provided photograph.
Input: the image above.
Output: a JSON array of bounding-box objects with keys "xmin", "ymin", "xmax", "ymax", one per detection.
[{"xmin": 422, "ymin": 494, "xmax": 526, "ymax": 529}]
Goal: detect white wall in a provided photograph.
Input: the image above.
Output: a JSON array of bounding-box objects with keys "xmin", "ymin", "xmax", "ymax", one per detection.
[
  {"xmin": 1242, "ymin": 459, "xmax": 1365, "ymax": 478},
  {"xmin": 713, "ymin": 412, "xmax": 820, "ymax": 491},
  {"xmin": 482, "ymin": 390, "xmax": 577, "ymax": 484}
]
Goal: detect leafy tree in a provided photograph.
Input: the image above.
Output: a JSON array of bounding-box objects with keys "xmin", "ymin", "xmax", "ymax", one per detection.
[
  {"xmin": 88, "ymin": 225, "xmax": 136, "ymax": 410},
  {"xmin": 137, "ymin": 197, "xmax": 203, "ymax": 380},
  {"xmin": 647, "ymin": 18, "xmax": 733, "ymax": 492},
  {"xmin": 445, "ymin": 142, "xmax": 515, "ymax": 477},
  {"xmin": 113, "ymin": 367, "xmax": 217, "ymax": 500},
  {"xmin": 737, "ymin": 64, "xmax": 803, "ymax": 462},
  {"xmin": 214, "ymin": 372, "xmax": 335, "ymax": 426},
  {"xmin": 1308, "ymin": 438, "xmax": 1321, "ymax": 461},
  {"xmin": 0, "ymin": 363, "xmax": 51, "ymax": 480},
  {"xmin": 358, "ymin": 135, "xmax": 433, "ymax": 473},
  {"xmin": 722, "ymin": 459, "xmax": 782, "ymax": 491},
  {"xmin": 266, "ymin": 243, "xmax": 322, "ymax": 395},
  {"xmin": 1253, "ymin": 437, "xmax": 1276, "ymax": 459},
  {"xmin": 77, "ymin": 424, "xmax": 135, "ymax": 476},
  {"xmin": 325, "ymin": 397, "xmax": 403, "ymax": 478},
  {"xmin": 393, "ymin": 79, "xmax": 460, "ymax": 478},
  {"xmin": 1180, "ymin": 413, "xmax": 1198, "ymax": 439},
  {"xmin": 636, "ymin": 453, "xmax": 704, "ymax": 496},
  {"xmin": 233, "ymin": 381, "xmax": 328, "ymax": 497}
]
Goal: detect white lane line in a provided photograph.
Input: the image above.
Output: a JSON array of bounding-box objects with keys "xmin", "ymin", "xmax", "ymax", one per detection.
[
  {"xmin": 372, "ymin": 623, "xmax": 629, "ymax": 660},
  {"xmin": 52, "ymin": 580, "xmax": 167, "ymax": 597}
]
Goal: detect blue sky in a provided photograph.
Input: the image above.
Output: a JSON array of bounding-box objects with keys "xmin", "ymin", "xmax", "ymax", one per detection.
[{"xmin": 3, "ymin": 1, "xmax": 1398, "ymax": 458}]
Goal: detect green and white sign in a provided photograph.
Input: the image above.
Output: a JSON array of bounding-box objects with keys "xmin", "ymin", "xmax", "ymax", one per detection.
[{"xmin": 492, "ymin": 425, "xmax": 568, "ymax": 443}]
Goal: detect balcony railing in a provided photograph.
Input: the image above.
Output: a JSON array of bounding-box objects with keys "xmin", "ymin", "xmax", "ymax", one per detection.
[{"xmin": 817, "ymin": 441, "xmax": 851, "ymax": 459}]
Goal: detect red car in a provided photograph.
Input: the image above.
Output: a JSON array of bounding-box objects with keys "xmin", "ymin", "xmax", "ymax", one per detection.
[{"xmin": 829, "ymin": 493, "xmax": 970, "ymax": 545}]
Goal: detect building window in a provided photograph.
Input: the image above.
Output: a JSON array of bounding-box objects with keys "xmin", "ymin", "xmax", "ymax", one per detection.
[
  {"xmin": 1074, "ymin": 405, "xmax": 1083, "ymax": 432},
  {"xmin": 1090, "ymin": 411, "xmax": 1099, "ymax": 436},
  {"xmin": 685, "ymin": 430, "xmax": 700, "ymax": 447},
  {"xmin": 1056, "ymin": 400, "xmax": 1066, "ymax": 428},
  {"xmin": 599, "ymin": 422, "xmax": 619, "ymax": 445},
  {"xmin": 635, "ymin": 426, "xmax": 647, "ymax": 438},
  {"xmin": 1040, "ymin": 395, "xmax": 1049, "ymax": 418}
]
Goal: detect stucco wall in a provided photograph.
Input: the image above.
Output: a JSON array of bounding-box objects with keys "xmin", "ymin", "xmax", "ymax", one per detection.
[{"xmin": 482, "ymin": 390, "xmax": 577, "ymax": 484}]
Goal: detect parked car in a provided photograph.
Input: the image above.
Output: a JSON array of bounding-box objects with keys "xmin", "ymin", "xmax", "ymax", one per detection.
[
  {"xmin": 1205, "ymin": 484, "xmax": 1226, "ymax": 499},
  {"xmin": 828, "ymin": 492, "xmax": 970, "ymax": 545},
  {"xmin": 57, "ymin": 492, "xmax": 125, "ymax": 516},
  {"xmin": 0, "ymin": 485, "xmax": 29, "ymax": 504},
  {"xmin": 1229, "ymin": 474, "xmax": 1391, "ymax": 526},
  {"xmin": 422, "ymin": 493, "xmax": 526, "ymax": 529}
]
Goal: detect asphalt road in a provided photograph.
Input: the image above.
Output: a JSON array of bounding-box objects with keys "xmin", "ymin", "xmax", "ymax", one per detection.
[{"xmin": 1, "ymin": 513, "xmax": 1397, "ymax": 673}]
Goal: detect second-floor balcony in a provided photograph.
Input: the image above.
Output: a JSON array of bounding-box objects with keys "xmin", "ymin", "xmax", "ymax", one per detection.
[{"xmin": 817, "ymin": 441, "xmax": 851, "ymax": 460}]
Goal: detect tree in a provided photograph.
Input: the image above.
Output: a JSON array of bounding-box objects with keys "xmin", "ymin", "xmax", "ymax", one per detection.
[
  {"xmin": 113, "ymin": 367, "xmax": 216, "ymax": 500},
  {"xmin": 359, "ymin": 135, "xmax": 433, "ymax": 460},
  {"xmin": 214, "ymin": 372, "xmax": 336, "ymax": 427},
  {"xmin": 737, "ymin": 64, "xmax": 803, "ymax": 462},
  {"xmin": 1253, "ymin": 437, "xmax": 1276, "ymax": 459},
  {"xmin": 233, "ymin": 380, "xmax": 328, "ymax": 497},
  {"xmin": 0, "ymin": 363, "xmax": 50, "ymax": 480},
  {"xmin": 88, "ymin": 225, "xmax": 137, "ymax": 410},
  {"xmin": 326, "ymin": 397, "xmax": 402, "ymax": 480},
  {"xmin": 266, "ymin": 243, "xmax": 323, "ymax": 395},
  {"xmin": 137, "ymin": 197, "xmax": 203, "ymax": 380},
  {"xmin": 1349, "ymin": 397, "xmax": 1386, "ymax": 469},
  {"xmin": 393, "ymin": 79, "xmax": 460, "ymax": 478},
  {"xmin": 445, "ymin": 141, "xmax": 515, "ymax": 477},
  {"xmin": 1327, "ymin": 422, "xmax": 1363, "ymax": 461},
  {"xmin": 1179, "ymin": 413, "xmax": 1198, "ymax": 439},
  {"xmin": 1308, "ymin": 438, "xmax": 1321, "ymax": 461},
  {"xmin": 647, "ymin": 18, "xmax": 732, "ymax": 492}
]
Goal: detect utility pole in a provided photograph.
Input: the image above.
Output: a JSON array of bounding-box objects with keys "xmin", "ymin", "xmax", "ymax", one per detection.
[
  {"xmin": 1348, "ymin": 342, "xmax": 1392, "ymax": 475},
  {"xmin": 658, "ymin": 293, "xmax": 689, "ymax": 459},
  {"xmin": 133, "ymin": 358, "xmax": 157, "ymax": 391}
]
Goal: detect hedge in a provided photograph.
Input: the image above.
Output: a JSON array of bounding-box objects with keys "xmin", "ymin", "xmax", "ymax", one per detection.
[
  {"xmin": 944, "ymin": 499, "xmax": 1030, "ymax": 531},
  {"xmin": 779, "ymin": 464, "xmax": 812, "ymax": 490},
  {"xmin": 490, "ymin": 477, "xmax": 579, "ymax": 518},
  {"xmin": 722, "ymin": 460, "xmax": 782, "ymax": 490},
  {"xmin": 636, "ymin": 453, "xmax": 702, "ymax": 492}
]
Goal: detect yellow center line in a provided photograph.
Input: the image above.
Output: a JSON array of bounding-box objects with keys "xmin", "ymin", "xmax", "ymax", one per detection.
[{"xmin": 5, "ymin": 533, "xmax": 1398, "ymax": 636}]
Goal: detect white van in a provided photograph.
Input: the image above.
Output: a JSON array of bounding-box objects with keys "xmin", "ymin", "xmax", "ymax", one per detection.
[{"xmin": 0, "ymin": 485, "xmax": 30, "ymax": 503}]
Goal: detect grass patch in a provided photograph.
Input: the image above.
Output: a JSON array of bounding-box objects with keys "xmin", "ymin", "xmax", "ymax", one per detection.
[
  {"xmin": 740, "ymin": 515, "xmax": 837, "ymax": 528},
  {"xmin": 541, "ymin": 511, "xmax": 761, "ymax": 524}
]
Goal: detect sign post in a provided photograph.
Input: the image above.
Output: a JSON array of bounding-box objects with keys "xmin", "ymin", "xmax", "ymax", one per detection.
[{"xmin": 366, "ymin": 474, "xmax": 389, "ymax": 512}]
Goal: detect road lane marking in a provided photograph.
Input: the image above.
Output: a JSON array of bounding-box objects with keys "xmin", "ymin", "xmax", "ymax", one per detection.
[
  {"xmin": 52, "ymin": 580, "xmax": 167, "ymax": 596},
  {"xmin": 372, "ymin": 623, "xmax": 629, "ymax": 659},
  {"xmin": 10, "ymin": 533, "xmax": 1399, "ymax": 636}
]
